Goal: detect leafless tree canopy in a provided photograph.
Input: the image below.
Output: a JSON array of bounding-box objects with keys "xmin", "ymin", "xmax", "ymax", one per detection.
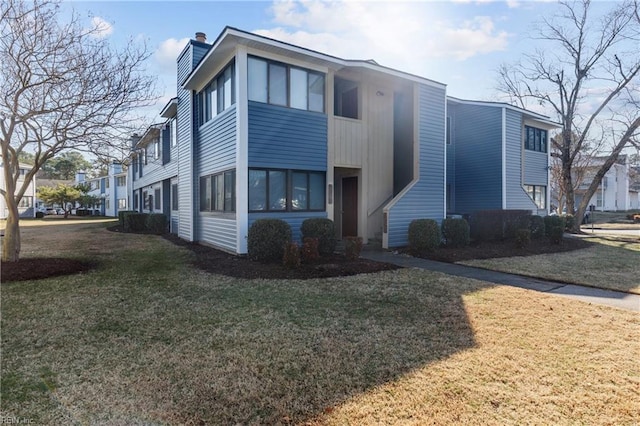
[
  {"xmin": 0, "ymin": 0, "xmax": 158, "ymax": 261},
  {"xmin": 498, "ymin": 0, "xmax": 639, "ymax": 229}
]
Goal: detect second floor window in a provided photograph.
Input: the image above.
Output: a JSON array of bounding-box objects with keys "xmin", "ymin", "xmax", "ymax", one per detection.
[
  {"xmin": 170, "ymin": 118, "xmax": 177, "ymax": 147},
  {"xmin": 248, "ymin": 56, "xmax": 325, "ymax": 113},
  {"xmin": 116, "ymin": 176, "xmax": 126, "ymax": 187},
  {"xmin": 525, "ymin": 126, "xmax": 547, "ymax": 153},
  {"xmin": 198, "ymin": 60, "xmax": 235, "ymax": 126}
]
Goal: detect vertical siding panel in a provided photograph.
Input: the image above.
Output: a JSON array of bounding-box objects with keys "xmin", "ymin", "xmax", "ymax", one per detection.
[
  {"xmin": 386, "ymin": 84, "xmax": 446, "ymax": 248},
  {"xmin": 452, "ymin": 104, "xmax": 502, "ymax": 213}
]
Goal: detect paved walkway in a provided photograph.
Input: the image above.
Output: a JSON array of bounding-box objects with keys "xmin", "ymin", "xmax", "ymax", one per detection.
[{"xmin": 361, "ymin": 250, "xmax": 640, "ymax": 312}]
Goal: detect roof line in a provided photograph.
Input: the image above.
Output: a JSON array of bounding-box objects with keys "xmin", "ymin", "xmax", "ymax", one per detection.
[{"xmin": 447, "ymin": 96, "xmax": 561, "ymax": 126}]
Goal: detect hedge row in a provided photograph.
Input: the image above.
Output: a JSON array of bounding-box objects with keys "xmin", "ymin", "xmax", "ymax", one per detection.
[{"xmin": 119, "ymin": 211, "xmax": 167, "ymax": 235}]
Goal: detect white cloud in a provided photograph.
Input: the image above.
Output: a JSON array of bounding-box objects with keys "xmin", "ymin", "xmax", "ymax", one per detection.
[
  {"xmin": 254, "ymin": 1, "xmax": 509, "ymax": 75},
  {"xmin": 154, "ymin": 37, "xmax": 190, "ymax": 75},
  {"xmin": 90, "ymin": 16, "xmax": 113, "ymax": 38}
]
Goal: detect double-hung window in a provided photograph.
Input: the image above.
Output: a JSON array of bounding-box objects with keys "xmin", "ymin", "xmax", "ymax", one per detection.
[
  {"xmin": 248, "ymin": 56, "xmax": 325, "ymax": 113},
  {"xmin": 249, "ymin": 169, "xmax": 325, "ymax": 212},
  {"xmin": 198, "ymin": 60, "xmax": 236, "ymax": 126},
  {"xmin": 524, "ymin": 185, "xmax": 546, "ymax": 209},
  {"xmin": 199, "ymin": 170, "xmax": 236, "ymax": 212},
  {"xmin": 525, "ymin": 126, "xmax": 547, "ymax": 153}
]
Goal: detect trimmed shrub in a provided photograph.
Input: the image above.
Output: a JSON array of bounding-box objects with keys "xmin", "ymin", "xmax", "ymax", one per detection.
[
  {"xmin": 35, "ymin": 211, "xmax": 45, "ymax": 219},
  {"xmin": 300, "ymin": 218, "xmax": 336, "ymax": 256},
  {"xmin": 529, "ymin": 215, "xmax": 545, "ymax": 240},
  {"xmin": 123, "ymin": 213, "xmax": 147, "ymax": 233},
  {"xmin": 300, "ymin": 237, "xmax": 320, "ymax": 263},
  {"xmin": 514, "ymin": 228, "xmax": 531, "ymax": 249},
  {"xmin": 470, "ymin": 210, "xmax": 532, "ymax": 242},
  {"xmin": 247, "ymin": 219, "xmax": 292, "ymax": 262},
  {"xmin": 544, "ymin": 215, "xmax": 566, "ymax": 237},
  {"xmin": 548, "ymin": 225, "xmax": 564, "ymax": 245},
  {"xmin": 146, "ymin": 214, "xmax": 167, "ymax": 235},
  {"xmin": 118, "ymin": 210, "xmax": 137, "ymax": 228},
  {"xmin": 563, "ymin": 214, "xmax": 575, "ymax": 232},
  {"xmin": 282, "ymin": 242, "xmax": 301, "ymax": 269},
  {"xmin": 408, "ymin": 219, "xmax": 441, "ymax": 253},
  {"xmin": 345, "ymin": 236, "xmax": 363, "ymax": 260},
  {"xmin": 441, "ymin": 218, "xmax": 470, "ymax": 248}
]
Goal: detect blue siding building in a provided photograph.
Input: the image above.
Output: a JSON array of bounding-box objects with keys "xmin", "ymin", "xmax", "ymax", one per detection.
[
  {"xmin": 446, "ymin": 98, "xmax": 558, "ymax": 217},
  {"xmin": 129, "ymin": 27, "xmax": 557, "ymax": 253}
]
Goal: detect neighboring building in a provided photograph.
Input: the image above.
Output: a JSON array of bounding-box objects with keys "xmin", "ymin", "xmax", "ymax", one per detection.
[
  {"xmin": 129, "ymin": 27, "xmax": 553, "ymax": 253},
  {"xmin": 0, "ymin": 163, "xmax": 37, "ymax": 219},
  {"xmin": 575, "ymin": 155, "xmax": 635, "ymax": 212},
  {"xmin": 446, "ymin": 98, "xmax": 559, "ymax": 217},
  {"xmin": 76, "ymin": 163, "xmax": 128, "ymax": 216}
]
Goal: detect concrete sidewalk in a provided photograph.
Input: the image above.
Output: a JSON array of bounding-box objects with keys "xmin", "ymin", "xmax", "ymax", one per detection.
[{"xmin": 361, "ymin": 250, "xmax": 640, "ymax": 312}]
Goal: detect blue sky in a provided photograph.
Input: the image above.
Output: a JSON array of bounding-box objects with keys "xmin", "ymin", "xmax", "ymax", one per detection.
[{"xmin": 63, "ymin": 0, "xmax": 620, "ymax": 122}]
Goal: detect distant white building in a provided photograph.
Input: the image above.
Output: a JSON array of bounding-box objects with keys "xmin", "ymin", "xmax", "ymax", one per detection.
[
  {"xmin": 0, "ymin": 162, "xmax": 37, "ymax": 219},
  {"xmin": 575, "ymin": 155, "xmax": 635, "ymax": 211},
  {"xmin": 76, "ymin": 162, "xmax": 129, "ymax": 216}
]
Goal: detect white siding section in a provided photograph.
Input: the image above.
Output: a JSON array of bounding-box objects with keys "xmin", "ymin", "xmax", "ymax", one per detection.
[{"xmin": 333, "ymin": 118, "xmax": 364, "ymax": 167}]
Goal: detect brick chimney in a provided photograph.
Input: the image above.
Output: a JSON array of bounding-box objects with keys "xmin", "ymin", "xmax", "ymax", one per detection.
[{"xmin": 195, "ymin": 32, "xmax": 206, "ymax": 43}]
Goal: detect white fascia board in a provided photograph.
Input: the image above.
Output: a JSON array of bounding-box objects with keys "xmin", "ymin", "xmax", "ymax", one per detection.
[
  {"xmin": 447, "ymin": 97, "xmax": 561, "ymax": 128},
  {"xmin": 183, "ymin": 27, "xmax": 446, "ymax": 91}
]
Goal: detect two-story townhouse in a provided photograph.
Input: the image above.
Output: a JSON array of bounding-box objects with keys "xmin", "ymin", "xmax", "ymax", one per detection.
[
  {"xmin": 0, "ymin": 163, "xmax": 37, "ymax": 219},
  {"xmin": 575, "ymin": 155, "xmax": 634, "ymax": 212},
  {"xmin": 131, "ymin": 27, "xmax": 555, "ymax": 254},
  {"xmin": 446, "ymin": 97, "xmax": 559, "ymax": 217},
  {"xmin": 75, "ymin": 162, "xmax": 129, "ymax": 216},
  {"xmin": 132, "ymin": 27, "xmax": 446, "ymax": 253}
]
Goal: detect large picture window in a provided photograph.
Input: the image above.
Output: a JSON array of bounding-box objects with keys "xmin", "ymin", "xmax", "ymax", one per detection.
[
  {"xmin": 248, "ymin": 56, "xmax": 325, "ymax": 113},
  {"xmin": 249, "ymin": 168, "xmax": 325, "ymax": 212},
  {"xmin": 524, "ymin": 185, "xmax": 546, "ymax": 209},
  {"xmin": 525, "ymin": 126, "xmax": 547, "ymax": 153},
  {"xmin": 199, "ymin": 170, "xmax": 236, "ymax": 212},
  {"xmin": 198, "ymin": 60, "xmax": 235, "ymax": 126}
]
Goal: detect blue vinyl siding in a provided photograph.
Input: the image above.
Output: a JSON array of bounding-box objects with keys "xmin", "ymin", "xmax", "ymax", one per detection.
[
  {"xmin": 523, "ymin": 151, "xmax": 548, "ymax": 186},
  {"xmin": 196, "ymin": 106, "xmax": 236, "ymax": 175},
  {"xmin": 195, "ymin": 104, "xmax": 238, "ymax": 251},
  {"xmin": 505, "ymin": 110, "xmax": 536, "ymax": 210},
  {"xmin": 248, "ymin": 101, "xmax": 327, "ymax": 171},
  {"xmin": 387, "ymin": 84, "xmax": 446, "ymax": 248},
  {"xmin": 249, "ymin": 211, "xmax": 327, "ymax": 244},
  {"xmin": 453, "ymin": 104, "xmax": 502, "ymax": 213},
  {"xmin": 446, "ymin": 104, "xmax": 457, "ymax": 212}
]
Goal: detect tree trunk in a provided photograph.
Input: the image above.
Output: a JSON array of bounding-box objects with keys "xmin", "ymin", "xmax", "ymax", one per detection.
[{"xmin": 2, "ymin": 204, "xmax": 21, "ymax": 262}]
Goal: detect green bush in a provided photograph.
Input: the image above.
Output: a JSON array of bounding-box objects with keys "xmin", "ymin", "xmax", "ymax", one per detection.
[
  {"xmin": 408, "ymin": 219, "xmax": 441, "ymax": 253},
  {"xmin": 470, "ymin": 210, "xmax": 532, "ymax": 242},
  {"xmin": 514, "ymin": 228, "xmax": 531, "ymax": 249},
  {"xmin": 548, "ymin": 225, "xmax": 564, "ymax": 245},
  {"xmin": 300, "ymin": 237, "xmax": 320, "ymax": 263},
  {"xmin": 247, "ymin": 219, "xmax": 292, "ymax": 263},
  {"xmin": 35, "ymin": 211, "xmax": 45, "ymax": 219},
  {"xmin": 563, "ymin": 214, "xmax": 575, "ymax": 232},
  {"xmin": 123, "ymin": 213, "xmax": 147, "ymax": 233},
  {"xmin": 345, "ymin": 236, "xmax": 363, "ymax": 260},
  {"xmin": 300, "ymin": 218, "xmax": 336, "ymax": 256},
  {"xmin": 118, "ymin": 210, "xmax": 137, "ymax": 228},
  {"xmin": 544, "ymin": 215, "xmax": 566, "ymax": 237},
  {"xmin": 146, "ymin": 214, "xmax": 167, "ymax": 235},
  {"xmin": 529, "ymin": 215, "xmax": 545, "ymax": 239},
  {"xmin": 441, "ymin": 218, "xmax": 470, "ymax": 248},
  {"xmin": 282, "ymin": 242, "xmax": 301, "ymax": 269}
]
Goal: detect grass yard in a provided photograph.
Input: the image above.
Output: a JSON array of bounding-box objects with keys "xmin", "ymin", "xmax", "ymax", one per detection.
[
  {"xmin": 1, "ymin": 221, "xmax": 639, "ymax": 424},
  {"xmin": 461, "ymin": 235, "xmax": 640, "ymax": 294}
]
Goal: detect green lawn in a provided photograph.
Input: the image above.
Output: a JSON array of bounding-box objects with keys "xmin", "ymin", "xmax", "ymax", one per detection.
[
  {"xmin": 461, "ymin": 235, "xmax": 640, "ymax": 294},
  {"xmin": 1, "ymin": 222, "xmax": 639, "ymax": 424}
]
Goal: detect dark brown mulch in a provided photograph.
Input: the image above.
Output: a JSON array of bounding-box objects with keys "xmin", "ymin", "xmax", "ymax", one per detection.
[
  {"xmin": 413, "ymin": 236, "xmax": 594, "ymax": 263},
  {"xmin": 1, "ymin": 258, "xmax": 95, "ymax": 283},
  {"xmin": 162, "ymin": 233, "xmax": 400, "ymax": 280}
]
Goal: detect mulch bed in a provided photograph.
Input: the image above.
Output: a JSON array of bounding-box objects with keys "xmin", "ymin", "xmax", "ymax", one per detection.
[
  {"xmin": 413, "ymin": 236, "xmax": 594, "ymax": 263},
  {"xmin": 162, "ymin": 233, "xmax": 401, "ymax": 280},
  {"xmin": 1, "ymin": 258, "xmax": 95, "ymax": 283}
]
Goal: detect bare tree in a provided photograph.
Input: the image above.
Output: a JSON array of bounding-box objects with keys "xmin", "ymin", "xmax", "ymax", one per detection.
[
  {"xmin": 0, "ymin": 0, "xmax": 157, "ymax": 261},
  {"xmin": 498, "ymin": 0, "xmax": 639, "ymax": 230}
]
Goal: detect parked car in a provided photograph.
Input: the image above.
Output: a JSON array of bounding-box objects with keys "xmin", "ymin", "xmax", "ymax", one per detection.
[
  {"xmin": 44, "ymin": 207, "xmax": 56, "ymax": 215},
  {"xmin": 55, "ymin": 208, "xmax": 64, "ymax": 215}
]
